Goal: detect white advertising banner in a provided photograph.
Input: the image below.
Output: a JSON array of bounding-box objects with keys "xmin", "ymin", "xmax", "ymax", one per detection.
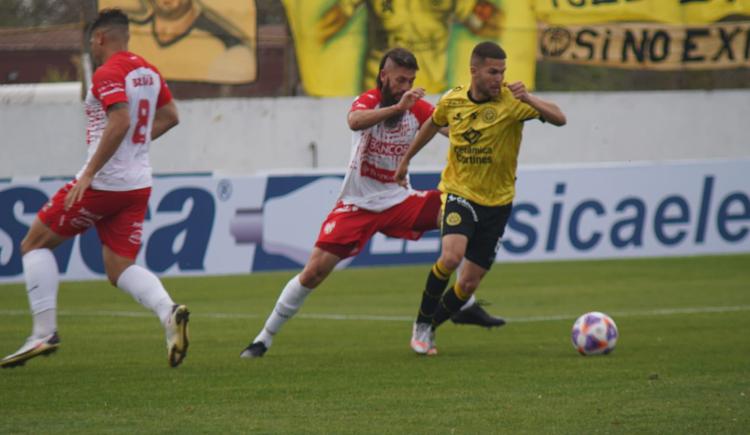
[
  {"xmin": 0, "ymin": 159, "xmax": 748, "ymax": 283},
  {"xmin": 502, "ymin": 160, "xmax": 749, "ymax": 261}
]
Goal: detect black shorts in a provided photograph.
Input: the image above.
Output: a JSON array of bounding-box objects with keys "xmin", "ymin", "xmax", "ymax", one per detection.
[{"xmin": 441, "ymin": 193, "xmax": 512, "ymax": 270}]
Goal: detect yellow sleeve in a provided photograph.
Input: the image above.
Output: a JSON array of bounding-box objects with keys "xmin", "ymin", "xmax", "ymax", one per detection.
[
  {"xmin": 431, "ymin": 96, "xmax": 449, "ymax": 127},
  {"xmin": 512, "ymin": 100, "xmax": 540, "ymax": 122}
]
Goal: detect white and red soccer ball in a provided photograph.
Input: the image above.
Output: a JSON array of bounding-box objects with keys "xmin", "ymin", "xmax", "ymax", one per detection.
[{"xmin": 571, "ymin": 312, "xmax": 618, "ymax": 355}]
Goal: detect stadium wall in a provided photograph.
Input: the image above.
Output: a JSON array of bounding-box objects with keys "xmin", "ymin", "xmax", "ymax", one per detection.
[
  {"xmin": 1, "ymin": 86, "xmax": 748, "ymax": 282},
  {"xmin": 0, "ymin": 84, "xmax": 748, "ymax": 177}
]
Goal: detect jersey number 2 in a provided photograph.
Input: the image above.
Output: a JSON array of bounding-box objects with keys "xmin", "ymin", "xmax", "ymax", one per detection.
[{"xmin": 131, "ymin": 99, "xmax": 150, "ymax": 144}]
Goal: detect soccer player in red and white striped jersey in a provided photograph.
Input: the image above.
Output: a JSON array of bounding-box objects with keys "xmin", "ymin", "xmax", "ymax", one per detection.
[
  {"xmin": 240, "ymin": 48, "xmax": 504, "ymax": 359},
  {"xmin": 1, "ymin": 9, "xmax": 189, "ymax": 369}
]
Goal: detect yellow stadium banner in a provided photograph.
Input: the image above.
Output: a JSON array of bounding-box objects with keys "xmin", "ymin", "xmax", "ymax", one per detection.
[
  {"xmin": 538, "ymin": 21, "xmax": 750, "ymax": 70},
  {"xmin": 535, "ymin": 0, "xmax": 750, "ymax": 70},
  {"xmin": 534, "ymin": 0, "xmax": 750, "ymax": 25},
  {"xmin": 283, "ymin": 0, "xmax": 538, "ymax": 97},
  {"xmin": 99, "ymin": 0, "xmax": 257, "ymax": 84}
]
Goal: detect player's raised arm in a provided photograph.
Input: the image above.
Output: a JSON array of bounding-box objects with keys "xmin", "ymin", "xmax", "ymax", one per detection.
[
  {"xmin": 507, "ymin": 81, "xmax": 567, "ymax": 126},
  {"xmin": 394, "ymin": 118, "xmax": 441, "ymax": 186},
  {"xmin": 348, "ymin": 87, "xmax": 425, "ymax": 130},
  {"xmin": 151, "ymin": 101, "xmax": 179, "ymax": 140}
]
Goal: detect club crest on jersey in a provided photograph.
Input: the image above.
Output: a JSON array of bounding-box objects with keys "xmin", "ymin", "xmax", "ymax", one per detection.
[
  {"xmin": 446, "ymin": 212, "xmax": 461, "ymax": 226},
  {"xmin": 481, "ymin": 107, "xmax": 497, "ymax": 123}
]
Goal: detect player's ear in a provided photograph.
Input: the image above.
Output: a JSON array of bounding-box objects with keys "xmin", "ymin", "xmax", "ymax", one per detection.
[{"xmin": 93, "ymin": 29, "xmax": 104, "ymax": 46}]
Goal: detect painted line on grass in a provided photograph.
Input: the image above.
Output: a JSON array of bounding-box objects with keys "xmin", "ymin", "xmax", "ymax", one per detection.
[{"xmin": 0, "ymin": 305, "xmax": 748, "ymax": 323}]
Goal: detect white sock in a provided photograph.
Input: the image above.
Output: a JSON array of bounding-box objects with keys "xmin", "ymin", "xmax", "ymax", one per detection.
[
  {"xmin": 116, "ymin": 265, "xmax": 175, "ymax": 325},
  {"xmin": 23, "ymin": 249, "xmax": 59, "ymax": 338},
  {"xmin": 253, "ymin": 274, "xmax": 313, "ymax": 348},
  {"xmin": 460, "ymin": 294, "xmax": 476, "ymax": 311}
]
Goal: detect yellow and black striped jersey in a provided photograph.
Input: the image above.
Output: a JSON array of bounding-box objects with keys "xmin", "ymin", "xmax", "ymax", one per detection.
[{"xmin": 432, "ymin": 84, "xmax": 540, "ymax": 206}]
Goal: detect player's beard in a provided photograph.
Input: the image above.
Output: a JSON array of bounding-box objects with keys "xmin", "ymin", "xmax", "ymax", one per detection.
[
  {"xmin": 380, "ymin": 80, "xmax": 404, "ymax": 128},
  {"xmin": 476, "ymin": 77, "xmax": 500, "ymax": 99}
]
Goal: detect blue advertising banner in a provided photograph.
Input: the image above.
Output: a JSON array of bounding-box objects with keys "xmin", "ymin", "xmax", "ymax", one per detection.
[{"xmin": 1, "ymin": 159, "xmax": 748, "ymax": 283}]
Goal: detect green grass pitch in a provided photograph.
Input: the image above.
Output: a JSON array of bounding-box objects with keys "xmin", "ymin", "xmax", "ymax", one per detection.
[{"xmin": 1, "ymin": 254, "xmax": 748, "ymax": 434}]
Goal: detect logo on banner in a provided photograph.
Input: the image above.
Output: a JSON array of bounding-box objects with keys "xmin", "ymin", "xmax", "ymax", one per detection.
[{"xmin": 540, "ymin": 27, "xmax": 572, "ymax": 57}]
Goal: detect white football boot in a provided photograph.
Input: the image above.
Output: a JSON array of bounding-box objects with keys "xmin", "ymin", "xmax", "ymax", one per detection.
[
  {"xmin": 427, "ymin": 329, "xmax": 438, "ymax": 356},
  {"xmin": 1, "ymin": 332, "xmax": 60, "ymax": 368},
  {"xmin": 410, "ymin": 322, "xmax": 433, "ymax": 355},
  {"xmin": 165, "ymin": 304, "xmax": 190, "ymax": 368}
]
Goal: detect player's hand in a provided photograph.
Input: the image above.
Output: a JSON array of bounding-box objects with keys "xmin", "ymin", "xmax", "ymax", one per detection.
[
  {"xmin": 396, "ymin": 87, "xmax": 426, "ymax": 112},
  {"xmin": 394, "ymin": 159, "xmax": 409, "ymax": 187},
  {"xmin": 507, "ymin": 81, "xmax": 530, "ymax": 102},
  {"xmin": 64, "ymin": 174, "xmax": 92, "ymax": 211}
]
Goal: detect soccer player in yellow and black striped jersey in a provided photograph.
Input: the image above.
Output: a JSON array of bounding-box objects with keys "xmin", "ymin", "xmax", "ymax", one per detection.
[{"xmin": 395, "ymin": 41, "xmax": 566, "ymax": 355}]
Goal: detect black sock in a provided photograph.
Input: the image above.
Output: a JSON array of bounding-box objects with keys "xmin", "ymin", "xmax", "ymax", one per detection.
[
  {"xmin": 432, "ymin": 284, "xmax": 469, "ymax": 329},
  {"xmin": 416, "ymin": 261, "xmax": 452, "ymax": 324}
]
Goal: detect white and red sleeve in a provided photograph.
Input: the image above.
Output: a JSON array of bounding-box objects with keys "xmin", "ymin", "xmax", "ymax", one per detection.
[
  {"xmin": 410, "ymin": 99, "xmax": 435, "ymax": 126},
  {"xmin": 155, "ymin": 72, "xmax": 173, "ymax": 108},
  {"xmin": 350, "ymin": 88, "xmax": 381, "ymax": 112},
  {"xmin": 91, "ymin": 66, "xmax": 127, "ymax": 110}
]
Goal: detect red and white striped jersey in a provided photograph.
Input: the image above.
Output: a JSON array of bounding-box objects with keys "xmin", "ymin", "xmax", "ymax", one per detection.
[
  {"xmin": 338, "ymin": 88, "xmax": 433, "ymax": 212},
  {"xmin": 78, "ymin": 51, "xmax": 172, "ymax": 191}
]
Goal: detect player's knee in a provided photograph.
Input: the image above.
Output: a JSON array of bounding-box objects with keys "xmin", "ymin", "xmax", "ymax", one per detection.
[
  {"xmin": 20, "ymin": 234, "xmax": 43, "ymax": 256},
  {"xmin": 105, "ymin": 263, "xmax": 133, "ymax": 286},
  {"xmin": 299, "ymin": 267, "xmax": 327, "ymax": 289},
  {"xmin": 20, "ymin": 238, "xmax": 34, "ymax": 256},
  {"xmin": 105, "ymin": 270, "xmax": 120, "ymax": 287},
  {"xmin": 102, "ymin": 252, "xmax": 135, "ymax": 287},
  {"xmin": 298, "ymin": 273, "xmax": 317, "ymax": 289},
  {"xmin": 459, "ymin": 279, "xmax": 480, "ymax": 295},
  {"xmin": 439, "ymin": 252, "xmax": 463, "ymax": 271}
]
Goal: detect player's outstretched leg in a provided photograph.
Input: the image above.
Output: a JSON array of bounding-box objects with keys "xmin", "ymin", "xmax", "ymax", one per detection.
[
  {"xmin": 241, "ymin": 274, "xmax": 312, "ymax": 359},
  {"xmin": 115, "ymin": 264, "xmax": 188, "ymax": 367},
  {"xmin": 451, "ymin": 296, "xmax": 506, "ymax": 328},
  {"xmin": 412, "ymin": 260, "xmax": 453, "ymax": 355},
  {"xmin": 2, "ymin": 249, "xmax": 61, "ymax": 369}
]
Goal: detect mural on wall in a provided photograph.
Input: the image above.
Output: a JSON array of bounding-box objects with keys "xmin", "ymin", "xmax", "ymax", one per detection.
[
  {"xmin": 535, "ymin": 0, "xmax": 750, "ymax": 71},
  {"xmin": 99, "ymin": 0, "xmax": 257, "ymax": 84},
  {"xmin": 283, "ymin": 0, "xmax": 538, "ymax": 96}
]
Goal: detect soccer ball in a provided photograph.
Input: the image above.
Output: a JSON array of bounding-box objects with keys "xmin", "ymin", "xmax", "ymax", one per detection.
[{"xmin": 571, "ymin": 312, "xmax": 618, "ymax": 356}]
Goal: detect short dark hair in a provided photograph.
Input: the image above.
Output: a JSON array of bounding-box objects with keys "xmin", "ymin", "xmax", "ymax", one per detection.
[
  {"xmin": 376, "ymin": 47, "xmax": 419, "ymax": 88},
  {"xmin": 89, "ymin": 8, "xmax": 129, "ymax": 35},
  {"xmin": 471, "ymin": 41, "xmax": 507, "ymax": 63}
]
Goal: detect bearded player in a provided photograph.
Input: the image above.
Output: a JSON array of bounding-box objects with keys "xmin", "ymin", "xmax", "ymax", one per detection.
[{"xmin": 241, "ymin": 47, "xmax": 503, "ymax": 359}]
